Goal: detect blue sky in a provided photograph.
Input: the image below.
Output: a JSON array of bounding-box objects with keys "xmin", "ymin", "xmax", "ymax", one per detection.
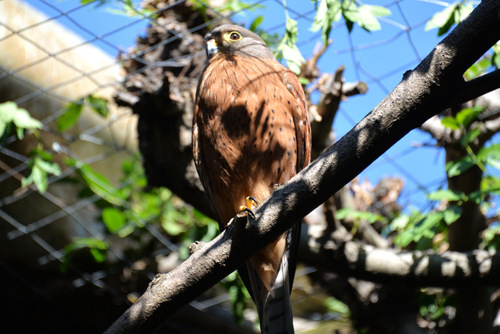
[{"xmin": 27, "ymin": 0, "xmax": 482, "ymax": 212}]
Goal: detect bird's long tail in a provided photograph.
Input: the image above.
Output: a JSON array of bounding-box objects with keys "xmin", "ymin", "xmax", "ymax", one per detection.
[{"xmin": 243, "ymin": 223, "xmax": 300, "ymax": 334}]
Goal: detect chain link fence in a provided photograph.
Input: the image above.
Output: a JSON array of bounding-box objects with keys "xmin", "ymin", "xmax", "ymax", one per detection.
[{"xmin": 0, "ymin": 0, "xmax": 472, "ymax": 332}]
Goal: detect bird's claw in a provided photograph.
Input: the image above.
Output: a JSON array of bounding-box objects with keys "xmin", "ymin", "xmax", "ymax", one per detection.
[
  {"xmin": 237, "ymin": 196, "xmax": 259, "ymax": 220},
  {"xmin": 236, "ymin": 207, "xmax": 255, "ymax": 220}
]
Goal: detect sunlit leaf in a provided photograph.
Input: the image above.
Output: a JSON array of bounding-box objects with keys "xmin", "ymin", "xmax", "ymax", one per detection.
[
  {"xmin": 464, "ymin": 57, "xmax": 490, "ymax": 81},
  {"xmin": 57, "ymin": 100, "xmax": 84, "ymax": 131},
  {"xmin": 67, "ymin": 158, "xmax": 124, "ymax": 205},
  {"xmin": 454, "ymin": 1, "xmax": 473, "ymax": 22},
  {"xmin": 478, "ymin": 143, "xmax": 500, "ymax": 161},
  {"xmin": 395, "ymin": 230, "xmax": 416, "ymax": 247},
  {"xmin": 342, "ymin": 0, "xmax": 360, "ymax": 32},
  {"xmin": 440, "ymin": 116, "xmax": 459, "ymax": 130},
  {"xmin": 443, "ymin": 206, "xmax": 462, "ymax": 224},
  {"xmin": 455, "ymin": 105, "xmax": 483, "ymax": 127},
  {"xmin": 492, "ymin": 42, "xmax": 500, "ymax": 69},
  {"xmin": 426, "ymin": 189, "xmax": 465, "ymax": 202},
  {"xmin": 281, "ymin": 43, "xmax": 304, "ymax": 74},
  {"xmin": 249, "ymin": 16, "xmax": 264, "ymax": 31},
  {"xmin": 0, "ymin": 101, "xmax": 42, "ymax": 138},
  {"xmin": 486, "ymin": 158, "xmax": 500, "ymax": 171},
  {"xmin": 390, "ymin": 214, "xmax": 410, "ymax": 230},
  {"xmin": 358, "ymin": 5, "xmax": 384, "ymax": 31},
  {"xmin": 102, "ymin": 207, "xmax": 126, "ymax": 233},
  {"xmin": 425, "ymin": 3, "xmax": 458, "ymax": 36},
  {"xmin": 86, "ymin": 95, "xmax": 109, "ymax": 117},
  {"xmin": 35, "ymin": 158, "xmax": 62, "ymax": 175},
  {"xmin": 366, "ymin": 5, "xmax": 391, "ymax": 17},
  {"xmin": 445, "ymin": 157, "xmax": 476, "ymax": 177},
  {"xmin": 161, "ymin": 216, "xmax": 186, "ymax": 236},
  {"xmin": 21, "ymin": 148, "xmax": 61, "ymax": 193},
  {"xmin": 460, "ymin": 127, "xmax": 481, "ymax": 147}
]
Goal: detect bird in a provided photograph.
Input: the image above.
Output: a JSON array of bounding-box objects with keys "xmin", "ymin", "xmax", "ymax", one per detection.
[{"xmin": 192, "ymin": 24, "xmax": 311, "ymax": 333}]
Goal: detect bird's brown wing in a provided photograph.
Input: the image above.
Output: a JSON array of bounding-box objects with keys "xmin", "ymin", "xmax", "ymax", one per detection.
[
  {"xmin": 283, "ymin": 69, "xmax": 312, "ymax": 170},
  {"xmin": 192, "ymin": 86, "xmax": 225, "ymax": 227}
]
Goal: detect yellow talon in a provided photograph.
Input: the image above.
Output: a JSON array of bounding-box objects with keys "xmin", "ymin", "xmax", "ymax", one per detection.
[
  {"xmin": 246, "ymin": 196, "xmax": 259, "ymax": 209},
  {"xmin": 237, "ymin": 196, "xmax": 259, "ymax": 219}
]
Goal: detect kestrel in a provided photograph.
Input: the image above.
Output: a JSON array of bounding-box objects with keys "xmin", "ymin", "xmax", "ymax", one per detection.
[{"xmin": 192, "ymin": 24, "xmax": 311, "ymax": 333}]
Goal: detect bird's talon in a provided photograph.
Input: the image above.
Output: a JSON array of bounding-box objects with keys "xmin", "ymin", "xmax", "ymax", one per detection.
[
  {"xmin": 237, "ymin": 207, "xmax": 255, "ymax": 220},
  {"xmin": 246, "ymin": 196, "xmax": 259, "ymax": 210}
]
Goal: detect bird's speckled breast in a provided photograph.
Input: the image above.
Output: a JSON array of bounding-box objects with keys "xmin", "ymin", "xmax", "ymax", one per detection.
[{"xmin": 195, "ymin": 55, "xmax": 301, "ymax": 223}]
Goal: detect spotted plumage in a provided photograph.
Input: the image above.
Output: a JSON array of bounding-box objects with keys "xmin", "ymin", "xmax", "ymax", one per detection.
[{"xmin": 192, "ymin": 24, "xmax": 311, "ymax": 333}]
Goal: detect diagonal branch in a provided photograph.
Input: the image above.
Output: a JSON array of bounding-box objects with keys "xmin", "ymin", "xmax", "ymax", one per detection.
[{"xmin": 105, "ymin": 1, "xmax": 500, "ymax": 333}]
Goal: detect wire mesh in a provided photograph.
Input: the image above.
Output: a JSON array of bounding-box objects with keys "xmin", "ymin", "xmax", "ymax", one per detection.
[{"xmin": 0, "ymin": 0, "xmax": 471, "ymax": 332}]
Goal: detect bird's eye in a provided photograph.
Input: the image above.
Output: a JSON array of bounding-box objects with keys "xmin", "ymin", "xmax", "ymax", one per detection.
[{"xmin": 229, "ymin": 32, "xmax": 242, "ymax": 41}]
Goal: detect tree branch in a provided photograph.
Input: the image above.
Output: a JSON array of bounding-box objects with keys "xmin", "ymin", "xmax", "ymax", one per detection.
[
  {"xmin": 106, "ymin": 1, "xmax": 500, "ymax": 332},
  {"xmin": 304, "ymin": 237, "xmax": 500, "ymax": 286}
]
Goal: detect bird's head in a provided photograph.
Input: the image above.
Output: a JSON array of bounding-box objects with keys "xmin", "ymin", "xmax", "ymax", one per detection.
[{"xmin": 204, "ymin": 24, "xmax": 274, "ymax": 60}]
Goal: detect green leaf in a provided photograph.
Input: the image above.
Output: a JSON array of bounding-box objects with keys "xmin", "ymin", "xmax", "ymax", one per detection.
[
  {"xmin": 426, "ymin": 189, "xmax": 464, "ymax": 202},
  {"xmin": 67, "ymin": 158, "xmax": 124, "ymax": 205},
  {"xmin": 65, "ymin": 237, "xmax": 108, "ymax": 263},
  {"xmin": 454, "ymin": 2, "xmax": 473, "ymax": 22},
  {"xmin": 418, "ymin": 212, "xmax": 443, "ymax": 232},
  {"xmin": 443, "ymin": 206, "xmax": 462, "ymax": 225},
  {"xmin": 465, "ymin": 57, "xmax": 490, "ymax": 81},
  {"xmin": 481, "ymin": 176, "xmax": 500, "ymax": 193},
  {"xmin": 446, "ymin": 157, "xmax": 476, "ymax": 177},
  {"xmin": 311, "ymin": 0, "xmax": 341, "ymax": 44},
  {"xmin": 486, "ymin": 158, "xmax": 500, "ymax": 171},
  {"xmin": 86, "ymin": 95, "xmax": 109, "ymax": 117},
  {"xmin": 336, "ymin": 208, "xmax": 386, "ymax": 224},
  {"xmin": 21, "ymin": 149, "xmax": 60, "ymax": 193},
  {"xmin": 478, "ymin": 143, "xmax": 500, "ymax": 161},
  {"xmin": 285, "ymin": 16, "xmax": 299, "ymax": 44},
  {"xmin": 12, "ymin": 107, "xmax": 43, "ymax": 131},
  {"xmin": 0, "ymin": 102, "xmax": 42, "ymax": 138},
  {"xmin": 367, "ymin": 5, "xmax": 391, "ymax": 17},
  {"xmin": 102, "ymin": 207, "xmax": 126, "ymax": 233},
  {"xmin": 390, "ymin": 214, "xmax": 410, "ymax": 230},
  {"xmin": 460, "ymin": 127, "xmax": 481, "ymax": 147},
  {"xmin": 32, "ymin": 162, "xmax": 49, "ymax": 193},
  {"xmin": 324, "ymin": 297, "xmax": 350, "ymax": 315},
  {"xmin": 161, "ymin": 216, "xmax": 186, "ymax": 236},
  {"xmin": 492, "ymin": 42, "xmax": 500, "ymax": 69},
  {"xmin": 358, "ymin": 5, "xmax": 387, "ymax": 31},
  {"xmin": 57, "ymin": 100, "xmax": 83, "ymax": 131},
  {"xmin": 395, "ymin": 230, "xmax": 416, "ymax": 247},
  {"xmin": 276, "ymin": 17, "xmax": 304, "ymax": 74},
  {"xmin": 89, "ymin": 248, "xmax": 107, "ymax": 263},
  {"xmin": 425, "ymin": 3, "xmax": 458, "ymax": 36},
  {"xmin": 455, "ymin": 106, "xmax": 483, "ymax": 127},
  {"xmin": 342, "ymin": 0, "xmax": 360, "ymax": 32},
  {"xmin": 35, "ymin": 158, "xmax": 62, "ymax": 175},
  {"xmin": 249, "ymin": 16, "xmax": 264, "ymax": 32},
  {"xmin": 281, "ymin": 43, "xmax": 304, "ymax": 74},
  {"xmin": 440, "ymin": 116, "xmax": 459, "ymax": 130}
]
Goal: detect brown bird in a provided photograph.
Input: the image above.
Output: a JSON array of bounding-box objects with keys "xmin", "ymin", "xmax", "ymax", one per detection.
[{"xmin": 192, "ymin": 24, "xmax": 311, "ymax": 333}]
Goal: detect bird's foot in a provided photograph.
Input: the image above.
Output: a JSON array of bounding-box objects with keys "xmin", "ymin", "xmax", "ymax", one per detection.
[{"xmin": 237, "ymin": 196, "xmax": 259, "ymax": 219}]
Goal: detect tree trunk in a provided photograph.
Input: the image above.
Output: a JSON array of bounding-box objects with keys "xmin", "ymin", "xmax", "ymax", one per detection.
[{"xmin": 446, "ymin": 144, "xmax": 492, "ymax": 334}]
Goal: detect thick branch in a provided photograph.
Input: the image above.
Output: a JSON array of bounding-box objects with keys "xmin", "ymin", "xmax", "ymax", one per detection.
[
  {"xmin": 106, "ymin": 1, "xmax": 500, "ymax": 333},
  {"xmin": 305, "ymin": 239, "xmax": 500, "ymax": 286}
]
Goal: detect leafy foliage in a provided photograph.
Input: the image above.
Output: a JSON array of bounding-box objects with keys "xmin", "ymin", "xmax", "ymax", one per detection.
[
  {"xmin": 425, "ymin": 1, "xmax": 474, "ymax": 36},
  {"xmin": 0, "ymin": 101, "xmax": 42, "ymax": 140},
  {"xmin": 312, "ymin": 0, "xmax": 391, "ymax": 44},
  {"xmin": 57, "ymin": 95, "xmax": 109, "ymax": 131},
  {"xmin": 22, "ymin": 146, "xmax": 62, "ymax": 193},
  {"xmin": 275, "ymin": 14, "xmax": 305, "ymax": 74}
]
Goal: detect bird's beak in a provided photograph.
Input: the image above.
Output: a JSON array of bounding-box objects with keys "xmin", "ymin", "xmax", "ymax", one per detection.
[{"xmin": 206, "ymin": 39, "xmax": 218, "ymax": 58}]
